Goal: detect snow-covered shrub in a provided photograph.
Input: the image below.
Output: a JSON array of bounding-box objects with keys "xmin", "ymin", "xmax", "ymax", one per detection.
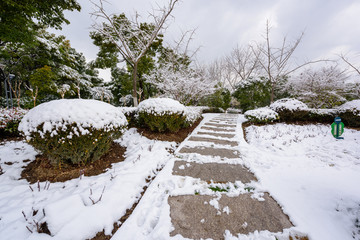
[
  {"xmin": 226, "ymin": 108, "xmax": 242, "ymax": 114},
  {"xmin": 337, "ymin": 100, "xmax": 360, "ymax": 127},
  {"xmin": 119, "ymin": 107, "xmax": 138, "ymax": 127},
  {"xmin": 270, "ymin": 98, "xmax": 309, "ymax": 122},
  {"xmin": 19, "ymin": 99, "xmax": 127, "ymax": 167},
  {"xmin": 244, "ymin": 107, "xmax": 279, "ymax": 124},
  {"xmin": 137, "ymin": 98, "xmax": 187, "ymax": 132},
  {"xmin": 0, "ymin": 108, "xmax": 28, "ymax": 136},
  {"xmin": 308, "ymin": 108, "xmax": 337, "ymax": 123},
  {"xmin": 202, "ymin": 107, "xmax": 225, "ymax": 113},
  {"xmin": 184, "ymin": 106, "xmax": 203, "ymax": 127}
]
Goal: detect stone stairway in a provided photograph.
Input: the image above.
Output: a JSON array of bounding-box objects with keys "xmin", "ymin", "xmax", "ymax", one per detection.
[{"xmin": 168, "ymin": 114, "xmax": 293, "ymax": 239}]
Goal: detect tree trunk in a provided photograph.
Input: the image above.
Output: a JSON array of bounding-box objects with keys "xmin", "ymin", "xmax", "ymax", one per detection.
[{"xmin": 132, "ymin": 62, "xmax": 138, "ymax": 107}]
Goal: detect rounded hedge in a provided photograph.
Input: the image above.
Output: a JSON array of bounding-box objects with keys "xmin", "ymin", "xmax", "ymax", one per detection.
[
  {"xmin": 244, "ymin": 107, "xmax": 279, "ymax": 124},
  {"xmin": 270, "ymin": 98, "xmax": 309, "ymax": 122},
  {"xmin": 19, "ymin": 99, "xmax": 128, "ymax": 167},
  {"xmin": 137, "ymin": 98, "xmax": 187, "ymax": 133}
]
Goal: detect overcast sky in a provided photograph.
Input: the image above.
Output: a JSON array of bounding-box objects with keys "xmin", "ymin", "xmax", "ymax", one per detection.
[{"xmin": 55, "ymin": 0, "xmax": 360, "ymax": 81}]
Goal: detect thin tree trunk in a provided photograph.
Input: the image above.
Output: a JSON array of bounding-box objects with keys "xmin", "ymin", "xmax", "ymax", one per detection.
[{"xmin": 132, "ymin": 62, "xmax": 138, "ymax": 107}]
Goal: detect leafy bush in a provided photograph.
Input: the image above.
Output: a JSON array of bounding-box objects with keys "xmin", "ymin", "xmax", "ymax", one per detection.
[
  {"xmin": 19, "ymin": 99, "xmax": 127, "ymax": 167},
  {"xmin": 244, "ymin": 107, "xmax": 279, "ymax": 124},
  {"xmin": 308, "ymin": 109, "xmax": 337, "ymax": 124},
  {"xmin": 337, "ymin": 100, "xmax": 360, "ymax": 127},
  {"xmin": 120, "ymin": 107, "xmax": 138, "ymax": 127},
  {"xmin": 226, "ymin": 108, "xmax": 242, "ymax": 114},
  {"xmin": 137, "ymin": 98, "xmax": 187, "ymax": 133},
  {"xmin": 184, "ymin": 107, "xmax": 203, "ymax": 127},
  {"xmin": 232, "ymin": 77, "xmax": 271, "ymax": 112},
  {"xmin": 270, "ymin": 98, "xmax": 309, "ymax": 122},
  {"xmin": 202, "ymin": 107, "xmax": 225, "ymax": 113},
  {"xmin": 0, "ymin": 108, "xmax": 28, "ymax": 137}
]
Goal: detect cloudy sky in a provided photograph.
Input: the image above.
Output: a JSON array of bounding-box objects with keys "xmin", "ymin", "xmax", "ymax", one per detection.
[{"xmin": 55, "ymin": 0, "xmax": 360, "ymax": 81}]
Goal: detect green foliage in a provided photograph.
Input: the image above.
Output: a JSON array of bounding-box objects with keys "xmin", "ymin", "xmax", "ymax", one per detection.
[
  {"xmin": 339, "ymin": 111, "xmax": 360, "ymax": 128},
  {"xmin": 0, "ymin": 0, "xmax": 81, "ymax": 45},
  {"xmin": 232, "ymin": 77, "xmax": 271, "ymax": 112},
  {"xmin": 138, "ymin": 111, "xmax": 186, "ymax": 133},
  {"xmin": 209, "ymin": 186, "xmax": 229, "ymax": 192},
  {"xmin": 199, "ymin": 88, "xmax": 231, "ymax": 110},
  {"xmin": 308, "ymin": 109, "xmax": 337, "ymax": 124},
  {"xmin": 202, "ymin": 107, "xmax": 225, "ymax": 113},
  {"xmin": 28, "ymin": 124, "xmax": 123, "ymax": 167}
]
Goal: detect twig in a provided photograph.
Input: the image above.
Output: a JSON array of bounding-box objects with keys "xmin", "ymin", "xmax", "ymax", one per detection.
[
  {"xmin": 26, "ymin": 226, "xmax": 33, "ymax": 233},
  {"xmin": 22, "ymin": 211, "xmax": 28, "ymax": 221},
  {"xmin": 29, "ymin": 185, "xmax": 34, "ymax": 192}
]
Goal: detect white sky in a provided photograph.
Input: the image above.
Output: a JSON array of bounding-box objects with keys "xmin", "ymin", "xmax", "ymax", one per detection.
[{"xmin": 54, "ymin": 0, "xmax": 360, "ymax": 81}]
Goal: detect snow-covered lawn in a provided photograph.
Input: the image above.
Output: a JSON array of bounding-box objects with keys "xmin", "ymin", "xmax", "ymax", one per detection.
[
  {"xmin": 243, "ymin": 121, "xmax": 360, "ymax": 240},
  {"xmin": 0, "ymin": 114, "xmax": 359, "ymax": 240},
  {"xmin": 0, "ymin": 129, "xmax": 176, "ymax": 240}
]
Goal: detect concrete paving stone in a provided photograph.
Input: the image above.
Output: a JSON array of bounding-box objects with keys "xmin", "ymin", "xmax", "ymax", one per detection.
[
  {"xmin": 173, "ymin": 161, "xmax": 257, "ymax": 183},
  {"xmin": 169, "ymin": 193, "xmax": 293, "ymax": 240},
  {"xmin": 204, "ymin": 123, "xmax": 237, "ymax": 128},
  {"xmin": 201, "ymin": 126, "xmax": 235, "ymax": 132},
  {"xmin": 187, "ymin": 136, "xmax": 238, "ymax": 147},
  {"xmin": 179, "ymin": 146, "xmax": 239, "ymax": 158},
  {"xmin": 197, "ymin": 132, "xmax": 236, "ymax": 139}
]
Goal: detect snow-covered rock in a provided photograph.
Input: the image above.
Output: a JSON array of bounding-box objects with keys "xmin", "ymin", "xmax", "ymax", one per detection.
[
  {"xmin": 18, "ymin": 99, "xmax": 127, "ymax": 140},
  {"xmin": 244, "ymin": 107, "xmax": 279, "ymax": 123},
  {"xmin": 138, "ymin": 98, "xmax": 186, "ymax": 115},
  {"xmin": 270, "ymin": 98, "xmax": 309, "ymax": 112}
]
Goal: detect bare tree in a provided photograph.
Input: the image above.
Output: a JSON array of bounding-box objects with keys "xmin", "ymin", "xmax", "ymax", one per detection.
[
  {"xmin": 339, "ymin": 53, "xmax": 360, "ymax": 76},
  {"xmin": 256, "ymin": 20, "xmax": 326, "ymax": 103},
  {"xmin": 225, "ymin": 45, "xmax": 261, "ymax": 84},
  {"xmin": 91, "ymin": 0, "xmax": 179, "ymax": 106}
]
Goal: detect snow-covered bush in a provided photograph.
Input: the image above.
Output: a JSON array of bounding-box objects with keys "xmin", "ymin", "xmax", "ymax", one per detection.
[
  {"xmin": 0, "ymin": 108, "xmax": 28, "ymax": 136},
  {"xmin": 226, "ymin": 108, "xmax": 242, "ymax": 114},
  {"xmin": 202, "ymin": 107, "xmax": 225, "ymax": 113},
  {"xmin": 137, "ymin": 98, "xmax": 187, "ymax": 132},
  {"xmin": 270, "ymin": 98, "xmax": 309, "ymax": 122},
  {"xmin": 308, "ymin": 108, "xmax": 337, "ymax": 123},
  {"xmin": 19, "ymin": 99, "xmax": 128, "ymax": 167},
  {"xmin": 244, "ymin": 107, "xmax": 279, "ymax": 124},
  {"xmin": 337, "ymin": 100, "xmax": 360, "ymax": 127},
  {"xmin": 184, "ymin": 107, "xmax": 203, "ymax": 127},
  {"xmin": 119, "ymin": 107, "xmax": 138, "ymax": 127}
]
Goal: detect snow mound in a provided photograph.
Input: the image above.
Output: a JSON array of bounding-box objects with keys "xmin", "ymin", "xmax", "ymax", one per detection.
[
  {"xmin": 19, "ymin": 99, "xmax": 127, "ymax": 139},
  {"xmin": 270, "ymin": 98, "xmax": 309, "ymax": 112},
  {"xmin": 338, "ymin": 99, "xmax": 360, "ymax": 116},
  {"xmin": 138, "ymin": 98, "xmax": 186, "ymax": 115},
  {"xmin": 244, "ymin": 107, "xmax": 279, "ymax": 123}
]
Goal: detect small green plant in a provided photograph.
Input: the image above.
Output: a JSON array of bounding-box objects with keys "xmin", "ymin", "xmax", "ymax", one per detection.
[
  {"xmin": 244, "ymin": 186, "xmax": 255, "ymax": 192},
  {"xmin": 138, "ymin": 111, "xmax": 186, "ymax": 133},
  {"xmin": 209, "ymin": 186, "xmax": 229, "ymax": 192}
]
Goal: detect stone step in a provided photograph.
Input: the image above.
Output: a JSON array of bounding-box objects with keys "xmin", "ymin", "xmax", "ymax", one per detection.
[
  {"xmin": 187, "ymin": 136, "xmax": 238, "ymax": 147},
  {"xmin": 178, "ymin": 146, "xmax": 240, "ymax": 159},
  {"xmin": 197, "ymin": 132, "xmax": 235, "ymax": 139},
  {"xmin": 204, "ymin": 123, "xmax": 237, "ymax": 128},
  {"xmin": 173, "ymin": 161, "xmax": 257, "ymax": 183},
  {"xmin": 201, "ymin": 126, "xmax": 235, "ymax": 132},
  {"xmin": 169, "ymin": 193, "xmax": 293, "ymax": 239}
]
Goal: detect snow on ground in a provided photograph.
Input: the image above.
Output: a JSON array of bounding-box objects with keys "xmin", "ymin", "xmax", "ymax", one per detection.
[
  {"xmin": 242, "ymin": 122, "xmax": 360, "ymax": 240},
  {"xmin": 0, "ymin": 128, "xmax": 176, "ymax": 240},
  {"xmin": 1, "ymin": 113, "xmax": 359, "ymax": 240}
]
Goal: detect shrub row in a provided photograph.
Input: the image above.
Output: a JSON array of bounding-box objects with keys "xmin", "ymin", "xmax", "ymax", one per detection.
[
  {"xmin": 245, "ymin": 98, "xmax": 360, "ymax": 128},
  {"xmin": 0, "ymin": 108, "xmax": 28, "ymax": 137}
]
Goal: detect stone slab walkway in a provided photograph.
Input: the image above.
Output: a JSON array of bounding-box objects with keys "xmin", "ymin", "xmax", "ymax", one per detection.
[{"xmin": 169, "ymin": 114, "xmax": 293, "ymax": 239}]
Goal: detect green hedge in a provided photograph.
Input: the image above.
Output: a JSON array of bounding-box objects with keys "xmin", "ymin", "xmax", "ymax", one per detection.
[
  {"xmin": 28, "ymin": 124, "xmax": 124, "ymax": 167},
  {"xmin": 138, "ymin": 111, "xmax": 186, "ymax": 133}
]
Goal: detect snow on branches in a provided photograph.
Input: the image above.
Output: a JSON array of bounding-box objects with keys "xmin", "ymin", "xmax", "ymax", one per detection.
[
  {"xmin": 145, "ymin": 64, "xmax": 217, "ymax": 105},
  {"xmin": 91, "ymin": 86, "xmax": 113, "ymax": 102}
]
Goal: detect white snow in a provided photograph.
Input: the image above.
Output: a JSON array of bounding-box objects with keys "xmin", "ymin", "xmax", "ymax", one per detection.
[
  {"xmin": 244, "ymin": 107, "xmax": 279, "ymax": 122},
  {"xmin": 0, "ymin": 128, "xmax": 175, "ymax": 240},
  {"xmin": 1, "ymin": 113, "xmax": 360, "ymax": 240},
  {"xmin": 270, "ymin": 98, "xmax": 309, "ymax": 112},
  {"xmin": 18, "ymin": 99, "xmax": 127, "ymax": 140},
  {"xmin": 338, "ymin": 99, "xmax": 360, "ymax": 116},
  {"xmin": 138, "ymin": 98, "xmax": 186, "ymax": 115}
]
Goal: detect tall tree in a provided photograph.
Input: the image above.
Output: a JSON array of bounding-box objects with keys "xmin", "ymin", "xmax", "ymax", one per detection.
[
  {"xmin": 90, "ymin": 0, "xmax": 179, "ymax": 106},
  {"xmin": 0, "ymin": 0, "xmax": 81, "ymax": 45}
]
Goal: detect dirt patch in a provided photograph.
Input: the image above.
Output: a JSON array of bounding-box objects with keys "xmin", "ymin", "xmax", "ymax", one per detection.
[
  {"xmin": 21, "ymin": 142, "xmax": 126, "ymax": 183},
  {"xmin": 138, "ymin": 118, "xmax": 202, "ymax": 143}
]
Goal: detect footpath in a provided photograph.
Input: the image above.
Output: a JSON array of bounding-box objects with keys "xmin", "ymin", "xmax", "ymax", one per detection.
[{"xmin": 112, "ymin": 114, "xmax": 297, "ymax": 240}]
